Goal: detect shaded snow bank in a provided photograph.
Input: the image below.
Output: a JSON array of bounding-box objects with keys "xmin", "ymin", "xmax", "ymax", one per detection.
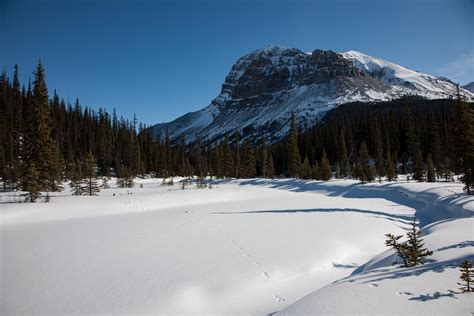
[{"xmin": 269, "ymin": 179, "xmax": 474, "ymax": 315}]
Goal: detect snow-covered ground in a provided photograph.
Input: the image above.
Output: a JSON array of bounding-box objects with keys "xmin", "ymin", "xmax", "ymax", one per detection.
[{"xmin": 1, "ymin": 178, "xmax": 473, "ymax": 315}]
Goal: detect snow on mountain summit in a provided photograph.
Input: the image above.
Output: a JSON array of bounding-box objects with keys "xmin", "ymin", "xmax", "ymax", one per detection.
[{"xmin": 151, "ymin": 47, "xmax": 473, "ymax": 143}]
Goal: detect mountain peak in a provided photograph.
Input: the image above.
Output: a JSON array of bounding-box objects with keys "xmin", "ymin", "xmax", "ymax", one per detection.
[{"xmin": 151, "ymin": 47, "xmax": 473, "ymax": 144}]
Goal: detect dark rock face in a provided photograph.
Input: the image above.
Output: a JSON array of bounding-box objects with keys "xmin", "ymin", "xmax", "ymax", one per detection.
[
  {"xmin": 220, "ymin": 47, "xmax": 363, "ymax": 104},
  {"xmin": 151, "ymin": 46, "xmax": 471, "ymax": 144}
]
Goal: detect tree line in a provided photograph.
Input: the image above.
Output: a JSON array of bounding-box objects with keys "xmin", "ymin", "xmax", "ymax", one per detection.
[{"xmin": 1, "ymin": 62, "xmax": 473, "ymax": 201}]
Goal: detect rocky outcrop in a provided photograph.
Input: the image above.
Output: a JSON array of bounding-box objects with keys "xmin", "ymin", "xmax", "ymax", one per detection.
[{"xmin": 151, "ymin": 45, "xmax": 473, "ymax": 144}]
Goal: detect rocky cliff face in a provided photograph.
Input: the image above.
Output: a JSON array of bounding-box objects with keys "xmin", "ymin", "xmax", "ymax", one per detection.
[{"xmin": 152, "ymin": 45, "xmax": 473, "ymax": 144}]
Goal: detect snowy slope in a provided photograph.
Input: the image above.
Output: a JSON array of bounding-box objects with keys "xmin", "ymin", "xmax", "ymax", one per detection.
[
  {"xmin": 151, "ymin": 46, "xmax": 474, "ymax": 143},
  {"xmin": 279, "ymin": 181, "xmax": 474, "ymax": 315},
  {"xmin": 463, "ymin": 81, "xmax": 474, "ymax": 93},
  {"xmin": 1, "ymin": 178, "xmax": 473, "ymax": 314}
]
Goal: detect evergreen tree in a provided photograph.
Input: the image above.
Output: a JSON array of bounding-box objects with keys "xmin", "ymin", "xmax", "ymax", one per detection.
[
  {"xmin": 385, "ymin": 233, "xmax": 409, "ymax": 267},
  {"xmin": 426, "ymin": 153, "xmax": 436, "ymax": 182},
  {"xmin": 23, "ymin": 161, "xmax": 41, "ymax": 202},
  {"xmin": 301, "ymin": 155, "xmax": 312, "ymax": 179},
  {"xmin": 374, "ymin": 121, "xmax": 384, "ymax": 182},
  {"xmin": 30, "ymin": 61, "xmax": 60, "ymax": 191},
  {"xmin": 357, "ymin": 142, "xmax": 374, "ymax": 183},
  {"xmin": 412, "ymin": 146, "xmax": 425, "ymax": 182},
  {"xmin": 319, "ymin": 149, "xmax": 332, "ymax": 181},
  {"xmin": 69, "ymin": 161, "xmax": 84, "ymax": 196},
  {"xmin": 405, "ymin": 217, "xmax": 433, "ymax": 266},
  {"xmin": 312, "ymin": 161, "xmax": 320, "ymax": 180},
  {"xmin": 259, "ymin": 136, "xmax": 268, "ymax": 177},
  {"xmin": 337, "ymin": 128, "xmax": 349, "ymax": 178},
  {"xmin": 458, "ymin": 260, "xmax": 473, "ymax": 293},
  {"xmin": 234, "ymin": 130, "xmax": 242, "ymax": 178},
  {"xmin": 266, "ymin": 152, "xmax": 275, "ymax": 179},
  {"xmin": 385, "ymin": 153, "xmax": 397, "ymax": 182},
  {"xmin": 453, "ymin": 86, "xmax": 474, "ymax": 194},
  {"xmin": 288, "ymin": 112, "xmax": 301, "ymax": 178},
  {"xmin": 82, "ymin": 152, "xmax": 100, "ymax": 196},
  {"xmin": 242, "ymin": 140, "xmax": 256, "ymax": 178}
]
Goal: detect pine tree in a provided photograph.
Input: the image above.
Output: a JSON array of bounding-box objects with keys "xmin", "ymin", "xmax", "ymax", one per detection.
[
  {"xmin": 234, "ymin": 130, "xmax": 242, "ymax": 178},
  {"xmin": 82, "ymin": 152, "xmax": 100, "ymax": 196},
  {"xmin": 301, "ymin": 155, "xmax": 312, "ymax": 179},
  {"xmin": 259, "ymin": 136, "xmax": 268, "ymax": 177},
  {"xmin": 288, "ymin": 112, "xmax": 301, "ymax": 178},
  {"xmin": 384, "ymin": 130, "xmax": 397, "ymax": 181},
  {"xmin": 412, "ymin": 146, "xmax": 425, "ymax": 182},
  {"xmin": 426, "ymin": 153, "xmax": 436, "ymax": 183},
  {"xmin": 337, "ymin": 128, "xmax": 349, "ymax": 178},
  {"xmin": 242, "ymin": 140, "xmax": 256, "ymax": 178},
  {"xmin": 358, "ymin": 142, "xmax": 374, "ymax": 183},
  {"xmin": 221, "ymin": 132, "xmax": 234, "ymax": 178},
  {"xmin": 23, "ymin": 161, "xmax": 41, "ymax": 202},
  {"xmin": 385, "ymin": 153, "xmax": 397, "ymax": 182},
  {"xmin": 453, "ymin": 86, "xmax": 474, "ymax": 194},
  {"xmin": 385, "ymin": 233, "xmax": 409, "ymax": 267},
  {"xmin": 405, "ymin": 217, "xmax": 433, "ymax": 266},
  {"xmin": 374, "ymin": 121, "xmax": 384, "ymax": 182},
  {"xmin": 69, "ymin": 161, "xmax": 84, "ymax": 196},
  {"xmin": 319, "ymin": 149, "xmax": 332, "ymax": 181},
  {"xmin": 458, "ymin": 260, "xmax": 473, "ymax": 293},
  {"xmin": 266, "ymin": 152, "xmax": 275, "ymax": 179},
  {"xmin": 312, "ymin": 161, "xmax": 320, "ymax": 180},
  {"xmin": 30, "ymin": 61, "xmax": 60, "ymax": 191}
]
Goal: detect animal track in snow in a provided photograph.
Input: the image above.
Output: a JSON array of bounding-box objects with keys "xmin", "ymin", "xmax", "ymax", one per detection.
[
  {"xmin": 273, "ymin": 294, "xmax": 286, "ymax": 302},
  {"xmin": 261, "ymin": 271, "xmax": 270, "ymax": 279},
  {"xmin": 369, "ymin": 283, "xmax": 379, "ymax": 288}
]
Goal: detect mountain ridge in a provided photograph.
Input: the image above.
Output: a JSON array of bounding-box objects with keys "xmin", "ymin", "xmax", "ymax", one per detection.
[{"xmin": 152, "ymin": 46, "xmax": 473, "ymax": 143}]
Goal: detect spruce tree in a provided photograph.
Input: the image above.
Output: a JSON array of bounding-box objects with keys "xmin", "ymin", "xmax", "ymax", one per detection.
[
  {"xmin": 30, "ymin": 61, "xmax": 60, "ymax": 191},
  {"xmin": 242, "ymin": 140, "xmax": 256, "ymax": 178},
  {"xmin": 70, "ymin": 161, "xmax": 84, "ymax": 196},
  {"xmin": 374, "ymin": 122, "xmax": 384, "ymax": 182},
  {"xmin": 453, "ymin": 86, "xmax": 474, "ymax": 194},
  {"xmin": 234, "ymin": 130, "xmax": 242, "ymax": 178},
  {"xmin": 259, "ymin": 136, "xmax": 268, "ymax": 177},
  {"xmin": 301, "ymin": 155, "xmax": 312, "ymax": 179},
  {"xmin": 385, "ymin": 233, "xmax": 409, "ymax": 267},
  {"xmin": 385, "ymin": 153, "xmax": 397, "ymax": 182},
  {"xmin": 319, "ymin": 149, "xmax": 332, "ymax": 181},
  {"xmin": 358, "ymin": 142, "xmax": 374, "ymax": 183},
  {"xmin": 426, "ymin": 153, "xmax": 436, "ymax": 183},
  {"xmin": 23, "ymin": 161, "xmax": 41, "ymax": 202},
  {"xmin": 288, "ymin": 112, "xmax": 301, "ymax": 178},
  {"xmin": 412, "ymin": 146, "xmax": 425, "ymax": 182},
  {"xmin": 337, "ymin": 128, "xmax": 349, "ymax": 178},
  {"xmin": 266, "ymin": 152, "xmax": 275, "ymax": 179},
  {"xmin": 405, "ymin": 217, "xmax": 433, "ymax": 266},
  {"xmin": 458, "ymin": 259, "xmax": 473, "ymax": 293},
  {"xmin": 82, "ymin": 152, "xmax": 100, "ymax": 196}
]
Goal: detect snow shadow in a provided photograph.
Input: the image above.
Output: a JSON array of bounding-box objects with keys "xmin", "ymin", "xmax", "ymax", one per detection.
[
  {"xmin": 436, "ymin": 240, "xmax": 474, "ymax": 252},
  {"xmin": 212, "ymin": 208, "xmax": 413, "ymax": 225},
  {"xmin": 407, "ymin": 290, "xmax": 458, "ymax": 301},
  {"xmin": 239, "ymin": 179, "xmax": 473, "ymax": 227}
]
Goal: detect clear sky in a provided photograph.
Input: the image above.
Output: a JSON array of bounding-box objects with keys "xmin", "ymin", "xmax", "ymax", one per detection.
[{"xmin": 1, "ymin": 0, "xmax": 472, "ymax": 125}]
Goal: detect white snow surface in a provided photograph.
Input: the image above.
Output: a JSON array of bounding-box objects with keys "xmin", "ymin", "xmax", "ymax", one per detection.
[{"xmin": 1, "ymin": 178, "xmax": 473, "ymax": 315}]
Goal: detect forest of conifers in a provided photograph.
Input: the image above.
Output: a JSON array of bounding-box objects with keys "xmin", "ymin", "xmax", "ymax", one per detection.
[{"xmin": 1, "ymin": 62, "xmax": 473, "ymax": 200}]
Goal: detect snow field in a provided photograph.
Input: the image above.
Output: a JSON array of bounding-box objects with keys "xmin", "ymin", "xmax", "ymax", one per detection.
[{"xmin": 1, "ymin": 178, "xmax": 472, "ymax": 314}]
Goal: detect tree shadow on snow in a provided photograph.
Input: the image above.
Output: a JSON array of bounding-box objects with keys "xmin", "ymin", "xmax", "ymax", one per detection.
[
  {"xmin": 212, "ymin": 207, "xmax": 413, "ymax": 225},
  {"xmin": 238, "ymin": 179, "xmax": 473, "ymax": 228},
  {"xmin": 407, "ymin": 290, "xmax": 458, "ymax": 301}
]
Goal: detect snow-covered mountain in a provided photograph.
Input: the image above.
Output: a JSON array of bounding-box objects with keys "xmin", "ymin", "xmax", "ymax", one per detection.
[
  {"xmin": 462, "ymin": 82, "xmax": 474, "ymax": 93},
  {"xmin": 152, "ymin": 46, "xmax": 473, "ymax": 143}
]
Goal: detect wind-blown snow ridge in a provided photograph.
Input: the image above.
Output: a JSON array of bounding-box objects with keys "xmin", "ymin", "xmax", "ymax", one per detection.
[{"xmin": 151, "ymin": 47, "xmax": 473, "ymax": 143}]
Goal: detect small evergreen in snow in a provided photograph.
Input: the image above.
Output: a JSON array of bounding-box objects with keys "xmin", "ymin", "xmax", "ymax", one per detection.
[{"xmin": 458, "ymin": 259, "xmax": 473, "ymax": 293}]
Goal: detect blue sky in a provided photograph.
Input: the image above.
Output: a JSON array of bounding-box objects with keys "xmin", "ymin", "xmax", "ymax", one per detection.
[{"xmin": 1, "ymin": 0, "xmax": 472, "ymax": 125}]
